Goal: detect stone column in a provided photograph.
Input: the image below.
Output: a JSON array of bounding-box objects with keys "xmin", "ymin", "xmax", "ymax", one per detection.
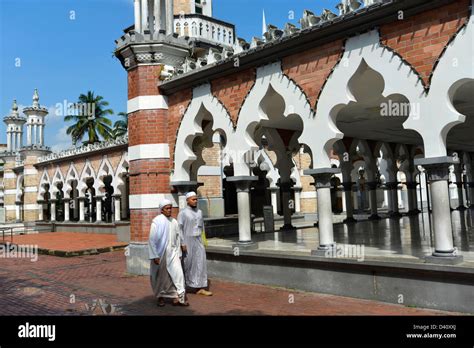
[
  {"xmin": 416, "ymin": 157, "xmax": 463, "ymax": 264},
  {"xmin": 96, "ymin": 195, "xmax": 103, "ymax": 223},
  {"xmin": 406, "ymin": 182, "xmax": 420, "ymax": 215},
  {"xmin": 17, "ymin": 132, "xmax": 21, "ymax": 149},
  {"xmin": 50, "ymin": 199, "xmax": 57, "ymax": 222},
  {"xmin": 227, "ymin": 176, "xmax": 258, "ymax": 250},
  {"xmin": 166, "ymin": 0, "xmax": 174, "ymax": 34},
  {"xmin": 39, "ymin": 124, "xmax": 43, "ymax": 146},
  {"xmin": 141, "ymin": 0, "xmax": 148, "ymax": 31},
  {"xmin": 293, "ymin": 187, "xmax": 302, "ymax": 214},
  {"xmin": 37, "ymin": 201, "xmax": 44, "ymax": 221},
  {"xmin": 134, "ymin": 0, "xmax": 142, "ymax": 33},
  {"xmin": 78, "ymin": 197, "xmax": 86, "ymax": 222},
  {"xmin": 342, "ymin": 182, "xmax": 356, "ymax": 223},
  {"xmin": 453, "ymin": 165, "xmax": 465, "ymax": 210},
  {"xmin": 6, "ymin": 131, "xmax": 11, "ymax": 152},
  {"xmin": 305, "ymin": 168, "xmax": 339, "ymax": 255},
  {"xmin": 114, "ymin": 195, "xmax": 122, "ymax": 222},
  {"xmin": 171, "ymin": 181, "xmax": 201, "ymax": 210},
  {"xmin": 26, "ymin": 125, "xmax": 31, "ymax": 145},
  {"xmin": 386, "ymin": 182, "xmax": 401, "ymax": 218},
  {"xmin": 269, "ymin": 187, "xmax": 278, "ymax": 215},
  {"xmin": 278, "ymin": 181, "xmax": 295, "ymax": 231},
  {"xmin": 366, "ymin": 181, "xmax": 380, "ymax": 220},
  {"xmin": 15, "ymin": 201, "xmax": 22, "ymax": 222},
  {"xmin": 153, "ymin": 0, "xmax": 161, "ymax": 33},
  {"xmin": 34, "ymin": 124, "xmax": 37, "ymax": 145},
  {"xmin": 63, "ymin": 198, "xmax": 70, "ymax": 222},
  {"xmin": 11, "ymin": 131, "xmax": 16, "ymax": 152},
  {"xmin": 468, "ymin": 182, "xmax": 474, "ymax": 208}
]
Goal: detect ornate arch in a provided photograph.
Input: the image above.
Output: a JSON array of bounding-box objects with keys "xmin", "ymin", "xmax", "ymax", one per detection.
[
  {"xmin": 405, "ymin": 5, "xmax": 474, "ymax": 158},
  {"xmin": 96, "ymin": 155, "xmax": 115, "ymax": 194},
  {"xmin": 78, "ymin": 160, "xmax": 96, "ymax": 197},
  {"xmin": 172, "ymin": 83, "xmax": 234, "ymax": 182},
  {"xmin": 234, "ymin": 62, "xmax": 314, "ymax": 176},
  {"xmin": 51, "ymin": 166, "xmax": 66, "ymax": 197},
  {"xmin": 37, "ymin": 169, "xmax": 51, "ymax": 201},
  {"xmin": 65, "ymin": 163, "xmax": 80, "ymax": 199},
  {"xmin": 314, "ymin": 30, "xmax": 425, "ymax": 168},
  {"xmin": 114, "ymin": 151, "xmax": 129, "ymax": 195}
]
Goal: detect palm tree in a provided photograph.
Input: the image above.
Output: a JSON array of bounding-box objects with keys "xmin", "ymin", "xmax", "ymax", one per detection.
[
  {"xmin": 111, "ymin": 112, "xmax": 128, "ymax": 139},
  {"xmin": 65, "ymin": 91, "xmax": 113, "ymax": 146}
]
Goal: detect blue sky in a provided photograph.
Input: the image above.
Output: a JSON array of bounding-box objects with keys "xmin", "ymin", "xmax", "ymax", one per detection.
[{"xmin": 0, "ymin": 0, "xmax": 339, "ymax": 152}]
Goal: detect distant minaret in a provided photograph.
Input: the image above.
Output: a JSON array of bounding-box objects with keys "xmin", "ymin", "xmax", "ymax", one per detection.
[{"xmin": 262, "ymin": 9, "xmax": 267, "ymax": 38}]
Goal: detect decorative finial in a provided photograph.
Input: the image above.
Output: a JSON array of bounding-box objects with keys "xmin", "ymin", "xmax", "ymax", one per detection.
[
  {"xmin": 12, "ymin": 99, "xmax": 19, "ymax": 116},
  {"xmin": 33, "ymin": 88, "xmax": 39, "ymax": 108}
]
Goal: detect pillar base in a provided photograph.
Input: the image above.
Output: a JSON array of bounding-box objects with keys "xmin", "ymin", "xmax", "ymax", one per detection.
[
  {"xmin": 368, "ymin": 214, "xmax": 381, "ymax": 221},
  {"xmin": 232, "ymin": 241, "xmax": 259, "ymax": 251},
  {"xmin": 389, "ymin": 212, "xmax": 402, "ymax": 218},
  {"xmin": 280, "ymin": 224, "xmax": 296, "ymax": 231},
  {"xmin": 425, "ymin": 254, "xmax": 464, "ymax": 265},
  {"xmin": 343, "ymin": 217, "xmax": 357, "ymax": 224},
  {"xmin": 407, "ymin": 209, "xmax": 421, "ymax": 216}
]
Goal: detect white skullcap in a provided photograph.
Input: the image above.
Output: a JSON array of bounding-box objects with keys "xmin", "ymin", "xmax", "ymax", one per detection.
[
  {"xmin": 158, "ymin": 199, "xmax": 173, "ymax": 210},
  {"xmin": 185, "ymin": 191, "xmax": 197, "ymax": 199}
]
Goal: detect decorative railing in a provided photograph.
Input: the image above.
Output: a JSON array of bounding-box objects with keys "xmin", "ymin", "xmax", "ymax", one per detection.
[
  {"xmin": 174, "ymin": 14, "xmax": 235, "ymax": 47},
  {"xmin": 37, "ymin": 134, "xmax": 128, "ymax": 163}
]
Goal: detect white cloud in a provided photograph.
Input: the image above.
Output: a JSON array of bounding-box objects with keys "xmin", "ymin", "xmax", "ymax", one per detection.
[{"xmin": 50, "ymin": 125, "xmax": 73, "ymax": 153}]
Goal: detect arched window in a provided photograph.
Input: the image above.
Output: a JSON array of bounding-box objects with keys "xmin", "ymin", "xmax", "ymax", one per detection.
[
  {"xmin": 175, "ymin": 22, "xmax": 181, "ymax": 35},
  {"xmin": 199, "ymin": 23, "xmax": 203, "ymax": 36},
  {"xmin": 192, "ymin": 22, "xmax": 197, "ymax": 36},
  {"xmin": 184, "ymin": 22, "xmax": 189, "ymax": 36}
]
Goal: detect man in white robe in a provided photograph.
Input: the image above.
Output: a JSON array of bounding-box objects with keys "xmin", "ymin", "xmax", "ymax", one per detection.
[
  {"xmin": 178, "ymin": 192, "xmax": 213, "ymax": 296},
  {"xmin": 148, "ymin": 199, "xmax": 189, "ymax": 306}
]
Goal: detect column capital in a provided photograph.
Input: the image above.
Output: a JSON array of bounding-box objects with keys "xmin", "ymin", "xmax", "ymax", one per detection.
[
  {"xmin": 227, "ymin": 176, "xmax": 258, "ymax": 192},
  {"xmin": 171, "ymin": 181, "xmax": 203, "ymax": 195},
  {"xmin": 277, "ymin": 181, "xmax": 294, "ymax": 190},
  {"xmin": 62, "ymin": 198, "xmax": 71, "ymax": 202},
  {"xmin": 267, "ymin": 186, "xmax": 279, "ymax": 192},
  {"xmin": 304, "ymin": 168, "xmax": 340, "ymax": 189},
  {"xmin": 405, "ymin": 182, "xmax": 418, "ymax": 190},
  {"xmin": 342, "ymin": 182, "xmax": 354, "ymax": 191},
  {"xmin": 112, "ymin": 194, "xmax": 122, "ymax": 199},
  {"xmin": 366, "ymin": 181, "xmax": 378, "ymax": 191},
  {"xmin": 415, "ymin": 156, "xmax": 459, "ymax": 182},
  {"xmin": 385, "ymin": 182, "xmax": 399, "ymax": 190}
]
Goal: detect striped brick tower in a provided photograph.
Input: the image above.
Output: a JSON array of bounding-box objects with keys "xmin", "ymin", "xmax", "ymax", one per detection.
[{"xmin": 115, "ymin": 0, "xmax": 190, "ymax": 274}]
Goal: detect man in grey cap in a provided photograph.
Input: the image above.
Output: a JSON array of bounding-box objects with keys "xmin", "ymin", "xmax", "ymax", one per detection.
[{"xmin": 178, "ymin": 192, "xmax": 213, "ymax": 296}]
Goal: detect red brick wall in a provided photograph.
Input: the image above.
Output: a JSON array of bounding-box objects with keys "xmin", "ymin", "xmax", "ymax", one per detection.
[
  {"xmin": 128, "ymin": 65, "xmax": 163, "ymax": 99},
  {"xmin": 128, "ymin": 109, "xmax": 168, "ymax": 147},
  {"xmin": 168, "ymin": 88, "xmax": 193, "ymax": 164},
  {"xmin": 211, "ymin": 68, "xmax": 256, "ymax": 126},
  {"xmin": 380, "ymin": 0, "xmax": 470, "ymax": 86},
  {"xmin": 282, "ymin": 40, "xmax": 345, "ymax": 109}
]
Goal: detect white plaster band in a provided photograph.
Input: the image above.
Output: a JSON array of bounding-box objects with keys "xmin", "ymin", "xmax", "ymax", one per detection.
[
  {"xmin": 301, "ymin": 191, "xmax": 317, "ymax": 199},
  {"xmin": 4, "ymin": 189, "xmax": 17, "ymax": 195},
  {"xmin": 127, "ymin": 95, "xmax": 169, "ymax": 113},
  {"xmin": 129, "ymin": 194, "xmax": 178, "ymax": 209},
  {"xmin": 3, "ymin": 173, "xmax": 16, "ymax": 179},
  {"xmin": 197, "ymin": 166, "xmax": 222, "ymax": 176},
  {"xmin": 24, "ymin": 168, "xmax": 38, "ymax": 175},
  {"xmin": 129, "ymin": 144, "xmax": 170, "ymax": 161},
  {"xmin": 24, "ymin": 187, "xmax": 38, "ymax": 193}
]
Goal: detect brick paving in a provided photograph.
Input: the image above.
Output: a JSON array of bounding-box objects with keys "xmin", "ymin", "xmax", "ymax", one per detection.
[
  {"xmin": 8, "ymin": 232, "xmax": 127, "ymax": 253},
  {"xmin": 0, "ymin": 250, "xmax": 463, "ymax": 316}
]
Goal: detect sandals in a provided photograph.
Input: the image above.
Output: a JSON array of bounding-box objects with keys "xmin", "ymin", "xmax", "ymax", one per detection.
[
  {"xmin": 172, "ymin": 293, "xmax": 190, "ymax": 306},
  {"xmin": 157, "ymin": 298, "xmax": 165, "ymax": 307}
]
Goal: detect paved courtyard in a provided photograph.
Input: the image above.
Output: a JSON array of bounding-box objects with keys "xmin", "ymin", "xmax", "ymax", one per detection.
[{"xmin": 0, "ymin": 250, "xmax": 462, "ymax": 316}]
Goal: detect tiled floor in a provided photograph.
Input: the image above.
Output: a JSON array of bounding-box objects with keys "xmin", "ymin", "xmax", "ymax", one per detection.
[{"xmin": 208, "ymin": 211, "xmax": 474, "ymax": 266}]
